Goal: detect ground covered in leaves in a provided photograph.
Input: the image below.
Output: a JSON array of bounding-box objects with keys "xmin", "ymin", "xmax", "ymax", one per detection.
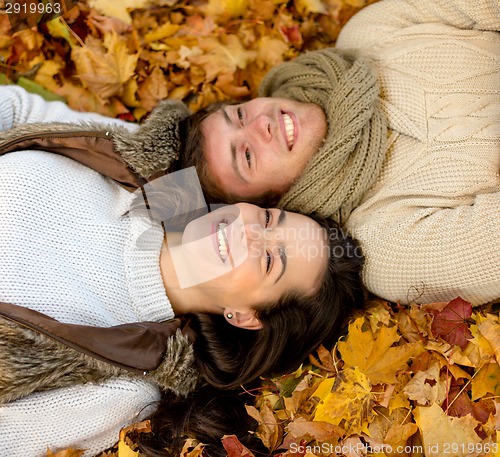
[{"xmin": 1, "ymin": 0, "xmax": 500, "ymax": 456}]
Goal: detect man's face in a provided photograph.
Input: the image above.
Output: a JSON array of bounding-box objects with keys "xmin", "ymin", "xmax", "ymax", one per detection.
[{"xmin": 201, "ymin": 97, "xmax": 327, "ymax": 200}]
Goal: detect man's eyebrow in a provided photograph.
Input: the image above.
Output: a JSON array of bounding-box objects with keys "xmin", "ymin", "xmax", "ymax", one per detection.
[
  {"xmin": 222, "ymin": 107, "xmax": 248, "ymax": 184},
  {"xmin": 274, "ymin": 209, "xmax": 287, "ymax": 284}
]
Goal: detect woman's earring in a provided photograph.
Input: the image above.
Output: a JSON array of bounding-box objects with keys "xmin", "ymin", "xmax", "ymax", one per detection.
[{"xmin": 226, "ymin": 313, "xmax": 233, "ymax": 320}]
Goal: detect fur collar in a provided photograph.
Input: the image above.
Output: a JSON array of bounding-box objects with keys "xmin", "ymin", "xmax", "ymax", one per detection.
[
  {"xmin": 0, "ymin": 317, "xmax": 200, "ymax": 403},
  {"xmin": 0, "ymin": 99, "xmax": 191, "ymax": 179}
]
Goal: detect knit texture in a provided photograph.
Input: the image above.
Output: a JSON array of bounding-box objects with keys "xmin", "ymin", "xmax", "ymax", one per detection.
[
  {"xmin": 259, "ymin": 48, "xmax": 387, "ymax": 223},
  {"xmin": 0, "ymin": 87, "xmax": 175, "ymax": 457},
  {"xmin": 297, "ymin": 0, "xmax": 500, "ymax": 305}
]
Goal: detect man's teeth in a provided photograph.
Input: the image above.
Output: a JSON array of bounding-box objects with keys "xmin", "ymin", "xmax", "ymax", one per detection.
[
  {"xmin": 283, "ymin": 113, "xmax": 295, "ymax": 150},
  {"xmin": 216, "ymin": 223, "xmax": 229, "ymax": 261}
]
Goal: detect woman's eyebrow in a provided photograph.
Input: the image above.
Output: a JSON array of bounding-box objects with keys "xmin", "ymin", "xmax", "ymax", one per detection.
[{"xmin": 274, "ymin": 209, "xmax": 287, "ymax": 284}]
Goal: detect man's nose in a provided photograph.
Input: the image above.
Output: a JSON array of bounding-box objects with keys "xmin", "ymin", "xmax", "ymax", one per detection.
[{"xmin": 248, "ymin": 114, "xmax": 272, "ymax": 142}]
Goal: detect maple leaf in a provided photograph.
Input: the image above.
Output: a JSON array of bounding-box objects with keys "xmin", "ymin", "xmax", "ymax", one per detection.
[
  {"xmin": 313, "ymin": 366, "xmax": 374, "ymax": 435},
  {"xmin": 338, "ymin": 317, "xmax": 424, "ymax": 385},
  {"xmin": 477, "ymin": 315, "xmax": 500, "ymax": 365},
  {"xmin": 431, "ymin": 297, "xmax": 473, "ymax": 349},
  {"xmin": 190, "ymin": 35, "xmax": 257, "ymax": 82},
  {"xmin": 72, "ymin": 33, "xmax": 138, "ymax": 100},
  {"xmin": 471, "ymin": 363, "xmax": 500, "ymax": 401},
  {"xmin": 414, "ymin": 403, "xmax": 482, "ymax": 457}
]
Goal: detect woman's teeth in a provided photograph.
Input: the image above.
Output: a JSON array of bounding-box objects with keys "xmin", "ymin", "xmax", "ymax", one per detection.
[
  {"xmin": 283, "ymin": 113, "xmax": 295, "ymax": 150},
  {"xmin": 216, "ymin": 222, "xmax": 229, "ymax": 262}
]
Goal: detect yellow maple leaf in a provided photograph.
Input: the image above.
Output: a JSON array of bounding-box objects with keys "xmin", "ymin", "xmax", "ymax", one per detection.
[
  {"xmin": 313, "ymin": 366, "xmax": 373, "ymax": 435},
  {"xmin": 478, "ymin": 315, "xmax": 500, "ymax": 365},
  {"xmin": 471, "ymin": 363, "xmax": 500, "ymax": 401},
  {"xmin": 338, "ymin": 317, "xmax": 424, "ymax": 385},
  {"xmin": 72, "ymin": 33, "xmax": 138, "ymax": 100},
  {"xmin": 414, "ymin": 403, "xmax": 481, "ymax": 457}
]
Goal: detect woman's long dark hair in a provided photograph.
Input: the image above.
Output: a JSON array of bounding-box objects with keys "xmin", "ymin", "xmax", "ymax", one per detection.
[{"xmin": 139, "ymin": 215, "xmax": 365, "ymax": 456}]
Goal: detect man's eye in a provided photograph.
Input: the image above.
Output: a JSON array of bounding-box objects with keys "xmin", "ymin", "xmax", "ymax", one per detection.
[
  {"xmin": 245, "ymin": 149, "xmax": 251, "ymax": 167},
  {"xmin": 237, "ymin": 107, "xmax": 244, "ymax": 124}
]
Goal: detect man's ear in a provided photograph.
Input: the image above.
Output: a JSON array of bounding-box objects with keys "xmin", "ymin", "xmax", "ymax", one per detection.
[{"xmin": 224, "ymin": 310, "xmax": 263, "ymax": 330}]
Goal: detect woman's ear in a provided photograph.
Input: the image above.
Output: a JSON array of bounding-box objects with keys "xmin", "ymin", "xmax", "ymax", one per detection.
[{"xmin": 224, "ymin": 310, "xmax": 263, "ymax": 330}]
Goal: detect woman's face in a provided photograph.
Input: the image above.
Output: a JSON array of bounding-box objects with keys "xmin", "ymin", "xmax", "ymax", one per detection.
[
  {"xmin": 201, "ymin": 97, "xmax": 327, "ymax": 200},
  {"xmin": 167, "ymin": 203, "xmax": 328, "ymax": 316}
]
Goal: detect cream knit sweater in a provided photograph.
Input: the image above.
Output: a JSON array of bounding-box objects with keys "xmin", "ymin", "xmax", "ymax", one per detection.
[
  {"xmin": 0, "ymin": 86, "xmax": 173, "ymax": 456},
  {"xmin": 336, "ymin": 0, "xmax": 500, "ymax": 305}
]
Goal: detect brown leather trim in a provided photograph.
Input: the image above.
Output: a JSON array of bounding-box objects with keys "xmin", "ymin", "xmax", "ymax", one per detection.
[
  {"xmin": 0, "ymin": 131, "xmax": 146, "ymax": 192},
  {"xmin": 0, "ymin": 301, "xmax": 190, "ymax": 374}
]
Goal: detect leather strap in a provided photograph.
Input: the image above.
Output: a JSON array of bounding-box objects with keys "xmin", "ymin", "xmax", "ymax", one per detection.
[{"xmin": 0, "ymin": 301, "xmax": 194, "ymax": 374}]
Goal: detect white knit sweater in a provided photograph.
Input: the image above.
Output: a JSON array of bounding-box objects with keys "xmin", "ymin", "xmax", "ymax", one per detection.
[
  {"xmin": 337, "ymin": 0, "xmax": 500, "ymax": 305},
  {"xmin": 0, "ymin": 86, "xmax": 174, "ymax": 456}
]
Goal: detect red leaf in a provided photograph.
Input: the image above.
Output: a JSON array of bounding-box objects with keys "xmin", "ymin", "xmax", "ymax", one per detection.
[
  {"xmin": 221, "ymin": 435, "xmax": 256, "ymax": 457},
  {"xmin": 430, "ymin": 297, "xmax": 472, "ymax": 349}
]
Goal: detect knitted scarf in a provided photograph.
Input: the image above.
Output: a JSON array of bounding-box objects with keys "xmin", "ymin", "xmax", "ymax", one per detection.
[{"xmin": 259, "ymin": 48, "xmax": 387, "ymax": 224}]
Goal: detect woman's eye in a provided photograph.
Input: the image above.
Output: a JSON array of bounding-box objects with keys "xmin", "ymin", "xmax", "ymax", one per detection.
[
  {"xmin": 266, "ymin": 251, "xmax": 272, "ymax": 273},
  {"xmin": 237, "ymin": 107, "xmax": 244, "ymax": 124},
  {"xmin": 245, "ymin": 149, "xmax": 251, "ymax": 168},
  {"xmin": 265, "ymin": 209, "xmax": 271, "ymax": 228}
]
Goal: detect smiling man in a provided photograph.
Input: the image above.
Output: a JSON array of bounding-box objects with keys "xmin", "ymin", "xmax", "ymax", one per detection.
[{"xmin": 202, "ymin": 98, "xmax": 327, "ymax": 198}]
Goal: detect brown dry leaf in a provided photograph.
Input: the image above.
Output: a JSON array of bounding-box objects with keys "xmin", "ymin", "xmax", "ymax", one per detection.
[
  {"xmin": 313, "ymin": 366, "xmax": 373, "ymax": 435},
  {"xmin": 246, "ymin": 401, "xmax": 282, "ymax": 451},
  {"xmin": 72, "ymin": 33, "xmax": 138, "ymax": 100},
  {"xmin": 396, "ymin": 304, "xmax": 432, "ymax": 342},
  {"xmin": 180, "ymin": 438, "xmax": 205, "ymax": 457},
  {"xmin": 414, "ymin": 402, "xmax": 482, "ymax": 457},
  {"xmin": 190, "ymin": 35, "xmax": 257, "ymax": 82},
  {"xmin": 338, "ymin": 316, "xmax": 425, "ymax": 385},
  {"xmin": 287, "ymin": 417, "xmax": 343, "ymax": 441},
  {"xmin": 384, "ymin": 422, "xmax": 419, "ymax": 455},
  {"xmin": 221, "ymin": 435, "xmax": 256, "ymax": 457},
  {"xmin": 366, "ymin": 299, "xmax": 393, "ymax": 334},
  {"xmin": 255, "ymin": 37, "xmax": 288, "ymax": 69},
  {"xmin": 137, "ymin": 66, "xmax": 169, "ymax": 111},
  {"xmin": 403, "ymin": 360, "xmax": 448, "ymax": 406}
]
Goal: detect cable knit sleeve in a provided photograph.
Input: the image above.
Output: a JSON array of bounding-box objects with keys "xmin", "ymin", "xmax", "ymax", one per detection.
[
  {"xmin": 0, "ymin": 378, "xmax": 160, "ymax": 457},
  {"xmin": 347, "ymin": 190, "xmax": 500, "ymax": 306},
  {"xmin": 0, "ymin": 85, "xmax": 134, "ymax": 131},
  {"xmin": 336, "ymin": 0, "xmax": 500, "ymax": 50}
]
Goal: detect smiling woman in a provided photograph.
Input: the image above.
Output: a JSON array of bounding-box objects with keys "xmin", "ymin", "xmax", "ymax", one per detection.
[{"xmin": 0, "ymin": 86, "xmax": 365, "ymax": 457}]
